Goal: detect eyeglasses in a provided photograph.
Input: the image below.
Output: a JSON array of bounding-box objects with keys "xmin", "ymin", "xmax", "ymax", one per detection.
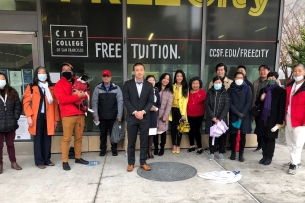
[{"xmin": 102, "ymin": 75, "xmax": 110, "ymax": 78}]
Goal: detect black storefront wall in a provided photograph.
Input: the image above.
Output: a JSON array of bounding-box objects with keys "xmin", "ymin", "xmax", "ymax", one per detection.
[
  {"xmin": 205, "ymin": 0, "xmax": 281, "ymax": 66},
  {"xmin": 43, "ymin": 0, "xmax": 281, "ymax": 66},
  {"xmin": 41, "ymin": 0, "xmax": 282, "ymax": 132},
  {"xmin": 43, "ymin": 1, "xmax": 202, "ymax": 65}
]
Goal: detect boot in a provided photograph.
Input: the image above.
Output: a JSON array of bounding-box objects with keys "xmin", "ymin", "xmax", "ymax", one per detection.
[
  {"xmin": 259, "ymin": 156, "xmax": 266, "ymax": 164},
  {"xmin": 0, "ymin": 164, "xmax": 2, "ymax": 174},
  {"xmin": 259, "ymin": 151, "xmax": 267, "ymax": 164},
  {"xmin": 230, "ymin": 151, "xmax": 236, "ymax": 160},
  {"xmin": 263, "ymin": 156, "xmax": 272, "ymax": 165},
  {"xmin": 239, "ymin": 152, "xmax": 245, "ymax": 162},
  {"xmin": 147, "ymin": 136, "xmax": 154, "ymax": 159},
  {"xmin": 158, "ymin": 144, "xmax": 165, "ymax": 156},
  {"xmin": 11, "ymin": 162, "xmax": 22, "ymax": 170},
  {"xmin": 153, "ymin": 141, "xmax": 159, "ymax": 155}
]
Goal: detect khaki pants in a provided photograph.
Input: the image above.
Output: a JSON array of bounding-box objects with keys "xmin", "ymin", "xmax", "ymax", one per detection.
[{"xmin": 61, "ymin": 115, "xmax": 85, "ymax": 162}]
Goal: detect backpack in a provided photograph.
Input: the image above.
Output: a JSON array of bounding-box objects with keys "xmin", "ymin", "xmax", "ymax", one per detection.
[
  {"xmin": 110, "ymin": 120, "xmax": 125, "ymax": 143},
  {"xmin": 21, "ymin": 83, "xmax": 33, "ymax": 116}
]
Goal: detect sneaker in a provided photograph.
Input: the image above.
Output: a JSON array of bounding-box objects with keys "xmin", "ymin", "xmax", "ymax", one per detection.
[
  {"xmin": 288, "ymin": 164, "xmax": 296, "ymax": 175},
  {"xmin": 283, "ymin": 162, "xmax": 302, "ymax": 168},
  {"xmin": 209, "ymin": 154, "xmax": 214, "ymax": 161},
  {"xmin": 253, "ymin": 147, "xmax": 262, "ymax": 152},
  {"xmin": 219, "ymin": 153, "xmax": 225, "ymax": 160}
]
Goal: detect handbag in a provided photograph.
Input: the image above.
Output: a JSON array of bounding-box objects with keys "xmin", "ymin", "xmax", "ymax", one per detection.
[
  {"xmin": 250, "ymin": 104, "xmax": 261, "ymax": 117},
  {"xmin": 177, "ymin": 120, "xmax": 190, "ymax": 133}
]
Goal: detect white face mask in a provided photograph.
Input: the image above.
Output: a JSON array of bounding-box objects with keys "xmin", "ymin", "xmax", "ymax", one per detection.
[
  {"xmin": 0, "ymin": 80, "xmax": 6, "ymax": 88},
  {"xmin": 235, "ymin": 79, "xmax": 243, "ymax": 86},
  {"xmin": 293, "ymin": 75, "xmax": 304, "ymax": 82}
]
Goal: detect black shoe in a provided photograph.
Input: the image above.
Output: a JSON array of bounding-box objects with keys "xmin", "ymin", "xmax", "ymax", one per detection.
[
  {"xmin": 112, "ymin": 151, "xmax": 118, "ymax": 156},
  {"xmin": 230, "ymin": 152, "xmax": 236, "ymax": 160},
  {"xmin": 239, "ymin": 153, "xmax": 245, "ymax": 162},
  {"xmin": 154, "ymin": 147, "xmax": 159, "ymax": 155},
  {"xmin": 63, "ymin": 162, "xmax": 70, "ymax": 171},
  {"xmin": 99, "ymin": 151, "xmax": 106, "ymax": 156},
  {"xmin": 158, "ymin": 147, "xmax": 164, "ymax": 156},
  {"xmin": 75, "ymin": 158, "xmax": 89, "ymax": 165},
  {"xmin": 259, "ymin": 156, "xmax": 266, "ymax": 164},
  {"xmin": 187, "ymin": 147, "xmax": 195, "ymax": 152},
  {"xmin": 263, "ymin": 157, "xmax": 272, "ymax": 165}
]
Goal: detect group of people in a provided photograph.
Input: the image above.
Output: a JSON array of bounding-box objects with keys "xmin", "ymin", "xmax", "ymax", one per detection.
[{"xmin": 0, "ymin": 62, "xmax": 304, "ymax": 176}]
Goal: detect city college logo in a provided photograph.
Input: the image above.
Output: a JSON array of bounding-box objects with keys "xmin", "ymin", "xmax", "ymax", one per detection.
[{"xmin": 50, "ymin": 25, "xmax": 88, "ymax": 57}]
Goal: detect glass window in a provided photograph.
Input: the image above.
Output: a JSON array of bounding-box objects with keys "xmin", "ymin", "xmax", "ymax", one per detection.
[
  {"xmin": 41, "ymin": 0, "xmax": 123, "ymax": 132},
  {"xmin": 126, "ymin": 2, "xmax": 202, "ymax": 82},
  {"xmin": 204, "ymin": 1, "xmax": 281, "ymax": 89},
  {"xmin": 0, "ymin": 0, "xmax": 36, "ymax": 11},
  {"xmin": 0, "ymin": 43, "xmax": 33, "ymax": 97}
]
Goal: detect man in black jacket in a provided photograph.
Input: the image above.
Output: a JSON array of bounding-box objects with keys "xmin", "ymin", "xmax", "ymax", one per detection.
[
  {"xmin": 123, "ymin": 63, "xmax": 154, "ymax": 172},
  {"xmin": 92, "ymin": 70, "xmax": 123, "ymax": 156}
]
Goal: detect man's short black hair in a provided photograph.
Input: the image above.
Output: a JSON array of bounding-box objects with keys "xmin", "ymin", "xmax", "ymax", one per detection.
[
  {"xmin": 267, "ymin": 71, "xmax": 279, "ymax": 79},
  {"xmin": 237, "ymin": 65, "xmax": 246, "ymax": 71},
  {"xmin": 133, "ymin": 63, "xmax": 145, "ymax": 71},
  {"xmin": 215, "ymin": 63, "xmax": 227, "ymax": 74},
  {"xmin": 258, "ymin": 65, "xmax": 270, "ymax": 71}
]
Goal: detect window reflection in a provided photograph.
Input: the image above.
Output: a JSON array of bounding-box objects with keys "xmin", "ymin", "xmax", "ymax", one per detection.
[{"xmin": 0, "ymin": 0, "xmax": 36, "ymax": 11}]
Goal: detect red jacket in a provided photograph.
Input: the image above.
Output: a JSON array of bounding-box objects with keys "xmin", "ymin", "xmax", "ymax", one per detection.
[
  {"xmin": 285, "ymin": 80, "xmax": 305, "ymax": 127},
  {"xmin": 54, "ymin": 76, "xmax": 85, "ymax": 118}
]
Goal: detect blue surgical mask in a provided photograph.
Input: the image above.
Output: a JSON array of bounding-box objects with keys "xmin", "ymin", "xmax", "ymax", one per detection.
[
  {"xmin": 0, "ymin": 80, "xmax": 6, "ymax": 88},
  {"xmin": 38, "ymin": 74, "xmax": 47, "ymax": 82},
  {"xmin": 214, "ymin": 83, "xmax": 222, "ymax": 90}
]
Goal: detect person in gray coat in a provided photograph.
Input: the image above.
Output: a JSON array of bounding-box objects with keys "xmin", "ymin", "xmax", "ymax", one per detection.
[
  {"xmin": 154, "ymin": 73, "xmax": 173, "ymax": 156},
  {"xmin": 92, "ymin": 70, "xmax": 123, "ymax": 157},
  {"xmin": 228, "ymin": 72, "xmax": 252, "ymax": 162}
]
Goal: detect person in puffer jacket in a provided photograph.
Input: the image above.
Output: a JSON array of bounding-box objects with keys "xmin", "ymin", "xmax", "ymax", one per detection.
[
  {"xmin": 91, "ymin": 70, "xmax": 123, "ymax": 157},
  {"xmin": 205, "ymin": 76, "xmax": 229, "ymax": 161},
  {"xmin": 0, "ymin": 73, "xmax": 22, "ymax": 174}
]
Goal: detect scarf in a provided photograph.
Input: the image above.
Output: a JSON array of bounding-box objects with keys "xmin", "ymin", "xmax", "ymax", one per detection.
[
  {"xmin": 38, "ymin": 82, "xmax": 53, "ymax": 104},
  {"xmin": 262, "ymin": 83, "xmax": 278, "ymax": 126},
  {"xmin": 229, "ymin": 81, "xmax": 245, "ymax": 93}
]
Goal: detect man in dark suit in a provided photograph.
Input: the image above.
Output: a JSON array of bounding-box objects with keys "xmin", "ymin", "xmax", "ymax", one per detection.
[{"xmin": 123, "ymin": 63, "xmax": 154, "ymax": 172}]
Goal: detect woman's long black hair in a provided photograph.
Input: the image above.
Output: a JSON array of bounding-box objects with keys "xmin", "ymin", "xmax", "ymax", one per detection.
[
  {"xmin": 155, "ymin": 73, "xmax": 173, "ymax": 93},
  {"xmin": 0, "ymin": 73, "xmax": 19, "ymax": 101},
  {"xmin": 32, "ymin": 66, "xmax": 53, "ymax": 86},
  {"xmin": 173, "ymin": 70, "xmax": 188, "ymax": 98}
]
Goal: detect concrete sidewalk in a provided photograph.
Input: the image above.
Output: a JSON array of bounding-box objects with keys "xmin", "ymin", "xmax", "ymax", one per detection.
[{"xmin": 0, "ymin": 142, "xmax": 304, "ymax": 203}]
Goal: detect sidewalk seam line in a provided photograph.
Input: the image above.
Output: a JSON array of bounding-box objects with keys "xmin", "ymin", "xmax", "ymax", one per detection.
[
  {"xmin": 203, "ymin": 151, "xmax": 261, "ymax": 203},
  {"xmin": 93, "ymin": 154, "xmax": 107, "ymax": 203}
]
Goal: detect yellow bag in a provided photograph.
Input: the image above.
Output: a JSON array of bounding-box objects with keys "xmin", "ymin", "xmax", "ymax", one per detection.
[{"xmin": 177, "ymin": 120, "xmax": 190, "ymax": 133}]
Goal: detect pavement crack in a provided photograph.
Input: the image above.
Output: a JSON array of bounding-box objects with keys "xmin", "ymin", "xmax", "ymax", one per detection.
[{"xmin": 93, "ymin": 154, "xmax": 107, "ymax": 203}]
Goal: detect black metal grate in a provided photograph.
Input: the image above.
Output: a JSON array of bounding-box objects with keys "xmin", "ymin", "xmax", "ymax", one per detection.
[{"xmin": 137, "ymin": 162, "xmax": 197, "ymax": 182}]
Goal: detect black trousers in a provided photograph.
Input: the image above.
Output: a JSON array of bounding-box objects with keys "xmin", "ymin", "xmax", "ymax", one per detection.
[
  {"xmin": 127, "ymin": 119, "xmax": 149, "ymax": 165},
  {"xmin": 261, "ymin": 136, "xmax": 276, "ymax": 158},
  {"xmin": 209, "ymin": 134, "xmax": 226, "ymax": 154},
  {"xmin": 154, "ymin": 131, "xmax": 166, "ymax": 147},
  {"xmin": 230, "ymin": 133, "xmax": 246, "ymax": 153},
  {"xmin": 255, "ymin": 118, "xmax": 262, "ymax": 148},
  {"xmin": 34, "ymin": 113, "xmax": 51, "ymax": 166},
  {"xmin": 188, "ymin": 115, "xmax": 203, "ymax": 148},
  {"xmin": 99, "ymin": 119, "xmax": 117, "ymax": 152},
  {"xmin": 170, "ymin": 107, "xmax": 182, "ymax": 146}
]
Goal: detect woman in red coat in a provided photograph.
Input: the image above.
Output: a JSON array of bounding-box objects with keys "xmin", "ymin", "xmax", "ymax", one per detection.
[{"xmin": 187, "ymin": 77, "xmax": 206, "ymax": 155}]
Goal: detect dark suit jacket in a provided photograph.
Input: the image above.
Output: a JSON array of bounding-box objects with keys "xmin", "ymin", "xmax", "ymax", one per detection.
[{"xmin": 123, "ymin": 79, "xmax": 154, "ymax": 122}]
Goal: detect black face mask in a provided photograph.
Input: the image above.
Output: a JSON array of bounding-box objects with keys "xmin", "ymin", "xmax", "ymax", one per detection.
[{"xmin": 62, "ymin": 72, "xmax": 72, "ymax": 80}]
